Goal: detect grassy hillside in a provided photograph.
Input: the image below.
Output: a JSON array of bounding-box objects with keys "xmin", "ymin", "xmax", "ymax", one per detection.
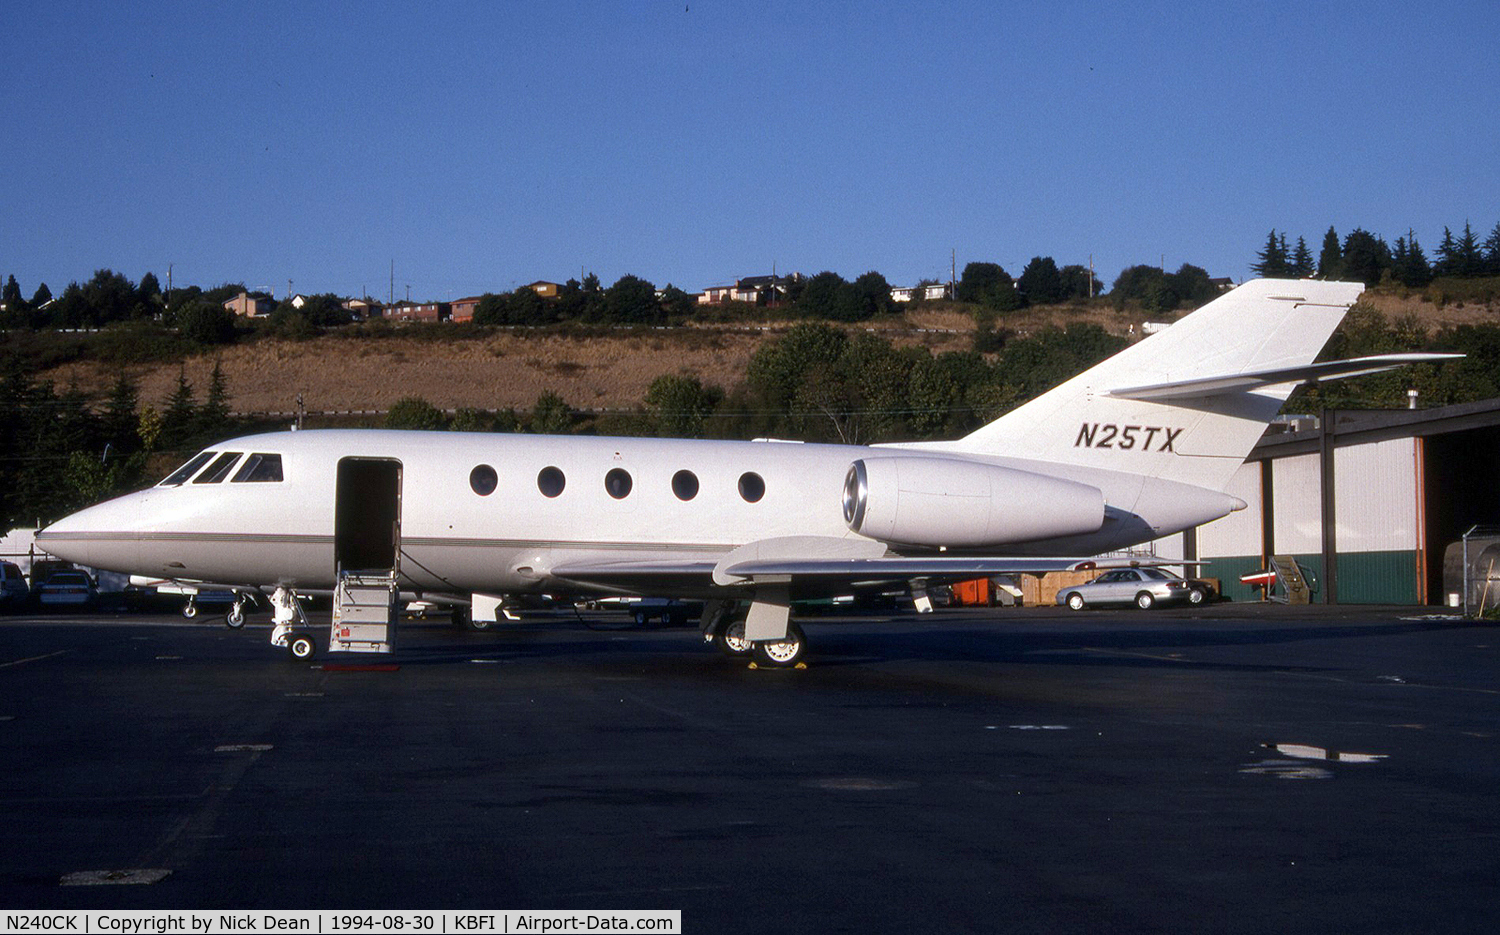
[{"xmin": 24, "ymin": 281, "xmax": 1500, "ymax": 420}]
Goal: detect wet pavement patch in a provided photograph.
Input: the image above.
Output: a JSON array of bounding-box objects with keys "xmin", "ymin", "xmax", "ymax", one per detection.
[{"xmin": 60, "ymin": 869, "xmax": 171, "ymax": 886}]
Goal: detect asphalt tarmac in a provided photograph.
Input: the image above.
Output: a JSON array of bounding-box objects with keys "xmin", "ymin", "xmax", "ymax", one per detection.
[{"xmin": 2, "ymin": 603, "xmax": 1497, "ymax": 933}]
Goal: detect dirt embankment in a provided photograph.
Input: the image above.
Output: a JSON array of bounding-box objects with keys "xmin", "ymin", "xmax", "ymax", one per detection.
[{"xmin": 42, "ymin": 320, "xmax": 976, "ymax": 415}]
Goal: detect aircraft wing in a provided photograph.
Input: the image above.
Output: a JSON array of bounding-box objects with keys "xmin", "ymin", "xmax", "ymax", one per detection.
[
  {"xmin": 1107, "ymin": 353, "xmax": 1463, "ymax": 401},
  {"xmin": 549, "ymin": 553, "xmax": 1088, "ymax": 596}
]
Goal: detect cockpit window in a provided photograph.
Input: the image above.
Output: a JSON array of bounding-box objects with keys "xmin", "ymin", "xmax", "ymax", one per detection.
[
  {"xmin": 159, "ymin": 451, "xmax": 217, "ymax": 486},
  {"xmin": 193, "ymin": 452, "xmax": 243, "ymax": 484},
  {"xmin": 231, "ymin": 453, "xmax": 284, "ymax": 483}
]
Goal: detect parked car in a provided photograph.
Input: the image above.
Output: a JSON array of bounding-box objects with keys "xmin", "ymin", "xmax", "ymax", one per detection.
[
  {"xmin": 0, "ymin": 561, "xmax": 28, "ymax": 611},
  {"xmin": 36, "ymin": 569, "xmax": 97, "ymax": 608},
  {"xmin": 1056, "ymin": 567, "xmax": 1210, "ymax": 610}
]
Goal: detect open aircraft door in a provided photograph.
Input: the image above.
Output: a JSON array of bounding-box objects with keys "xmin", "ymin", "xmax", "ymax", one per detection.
[{"xmin": 331, "ymin": 458, "xmax": 402, "ymax": 653}]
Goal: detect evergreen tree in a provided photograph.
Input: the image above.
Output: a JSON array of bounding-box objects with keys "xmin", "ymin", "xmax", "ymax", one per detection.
[
  {"xmin": 30, "ymin": 283, "xmax": 51, "ymax": 307},
  {"xmin": 1485, "ymin": 222, "xmax": 1500, "ymax": 276},
  {"xmin": 102, "ymin": 373, "xmax": 140, "ymax": 455},
  {"xmin": 162, "ymin": 368, "xmax": 197, "ymax": 448},
  {"xmin": 1251, "ymin": 230, "xmax": 1290, "ymax": 277},
  {"xmin": 2, "ymin": 275, "xmax": 23, "ymax": 311},
  {"xmin": 1391, "ymin": 231, "xmax": 1432, "ymax": 288},
  {"xmin": 1435, "ymin": 227, "xmax": 1458, "ymax": 277},
  {"xmin": 1455, "ymin": 222, "xmax": 1485, "ymax": 277},
  {"xmin": 1291, "ymin": 237, "xmax": 1315, "ymax": 278},
  {"xmin": 1340, "ymin": 229, "xmax": 1391, "ymax": 286},
  {"xmin": 199, "ymin": 361, "xmax": 231, "ymax": 436},
  {"xmin": 1318, "ymin": 226, "xmax": 1342, "ymax": 279}
]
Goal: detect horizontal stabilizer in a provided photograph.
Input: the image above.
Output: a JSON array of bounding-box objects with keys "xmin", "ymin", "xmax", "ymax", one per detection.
[{"xmin": 1107, "ymin": 353, "xmax": 1463, "ymax": 401}]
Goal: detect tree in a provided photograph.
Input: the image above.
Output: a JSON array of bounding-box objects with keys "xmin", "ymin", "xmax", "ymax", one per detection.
[
  {"xmin": 1318, "ymin": 226, "xmax": 1342, "ymax": 279},
  {"xmin": 161, "ymin": 369, "xmax": 197, "ymax": 447},
  {"xmin": 660, "ymin": 284, "xmax": 697, "ymax": 319},
  {"xmin": 1341, "ymin": 229, "xmax": 1391, "ymax": 286},
  {"xmin": 797, "ymin": 271, "xmax": 862, "ymax": 321},
  {"xmin": 199, "ymin": 361, "xmax": 231, "ymax": 436},
  {"xmin": 1018, "ymin": 257, "xmax": 1064, "ymax": 305},
  {"xmin": 385, "ymin": 396, "xmax": 448, "ymax": 430},
  {"xmin": 1110, "ymin": 265, "xmax": 1175, "ymax": 310},
  {"xmin": 2, "ymin": 275, "xmax": 23, "ymax": 312},
  {"xmin": 101, "ymin": 373, "xmax": 140, "ymax": 455},
  {"xmin": 851, "ymin": 271, "xmax": 896, "ymax": 319},
  {"xmin": 1058, "ymin": 265, "xmax": 1102, "ymax": 301},
  {"xmin": 29, "ymin": 283, "xmax": 51, "ymax": 308},
  {"xmin": 1169, "ymin": 264, "xmax": 1217, "ymax": 307},
  {"xmin": 1434, "ymin": 226, "xmax": 1458, "ymax": 276},
  {"xmin": 957, "ymin": 262, "xmax": 1023, "ymax": 311},
  {"xmin": 529, "ymin": 391, "xmax": 573, "ymax": 434},
  {"xmin": 1291, "ymin": 237, "xmax": 1315, "ymax": 278},
  {"xmin": 746, "ymin": 321, "xmax": 848, "ymax": 411},
  {"xmin": 1485, "ymin": 222, "xmax": 1500, "ymax": 276},
  {"xmin": 603, "ymin": 274, "xmax": 661, "ymax": 324},
  {"xmin": 138, "ymin": 272, "xmax": 162, "ymax": 311},
  {"xmin": 1454, "ymin": 222, "xmax": 1485, "ymax": 277},
  {"xmin": 645, "ymin": 374, "xmax": 722, "ymax": 438},
  {"xmin": 1391, "ymin": 231, "xmax": 1432, "ymax": 288},
  {"xmin": 1251, "ymin": 230, "xmax": 1290, "ymax": 278},
  {"xmin": 178, "ymin": 299, "xmax": 237, "ymax": 344}
]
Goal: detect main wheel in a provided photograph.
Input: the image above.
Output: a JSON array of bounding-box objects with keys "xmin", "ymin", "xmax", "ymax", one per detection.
[
  {"xmin": 225, "ymin": 604, "xmax": 246, "ymax": 629},
  {"xmin": 1135, "ymin": 591, "xmax": 1156, "ymax": 610},
  {"xmin": 715, "ymin": 619, "xmax": 753, "ymax": 656},
  {"xmin": 1066, "ymin": 592, "xmax": 1086, "ymax": 611},
  {"xmin": 287, "ymin": 632, "xmax": 317, "ymax": 661},
  {"xmin": 751, "ymin": 622, "xmax": 807, "ymax": 668}
]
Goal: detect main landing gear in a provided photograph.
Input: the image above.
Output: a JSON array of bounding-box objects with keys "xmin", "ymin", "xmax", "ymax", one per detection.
[{"xmin": 701, "ymin": 602, "xmax": 808, "ymax": 668}]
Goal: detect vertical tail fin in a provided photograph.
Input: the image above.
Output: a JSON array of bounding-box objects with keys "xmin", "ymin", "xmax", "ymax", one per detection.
[{"xmin": 943, "ymin": 279, "xmax": 1365, "ymax": 492}]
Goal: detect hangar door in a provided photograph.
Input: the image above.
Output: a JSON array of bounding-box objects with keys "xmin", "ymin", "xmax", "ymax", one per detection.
[{"xmin": 334, "ymin": 458, "xmax": 402, "ymax": 575}]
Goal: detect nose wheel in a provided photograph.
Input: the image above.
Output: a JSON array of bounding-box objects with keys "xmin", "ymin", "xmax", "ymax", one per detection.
[{"xmin": 286, "ymin": 631, "xmax": 317, "ymax": 661}]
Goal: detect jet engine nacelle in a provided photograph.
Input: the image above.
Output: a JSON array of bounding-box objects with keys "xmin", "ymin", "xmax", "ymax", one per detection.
[{"xmin": 843, "ymin": 457, "xmax": 1105, "ymax": 548}]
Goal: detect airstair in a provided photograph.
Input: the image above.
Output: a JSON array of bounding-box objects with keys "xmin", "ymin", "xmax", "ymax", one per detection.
[
  {"xmin": 330, "ymin": 570, "xmax": 398, "ymax": 653},
  {"xmin": 1268, "ymin": 555, "xmax": 1313, "ymax": 605}
]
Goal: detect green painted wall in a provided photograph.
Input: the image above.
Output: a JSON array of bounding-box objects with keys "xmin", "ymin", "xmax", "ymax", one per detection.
[{"xmin": 1204, "ymin": 551, "xmax": 1420, "ymax": 604}]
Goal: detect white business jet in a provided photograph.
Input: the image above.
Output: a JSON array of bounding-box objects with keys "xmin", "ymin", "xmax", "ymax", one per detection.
[{"xmin": 36, "ymin": 279, "xmax": 1452, "ymax": 665}]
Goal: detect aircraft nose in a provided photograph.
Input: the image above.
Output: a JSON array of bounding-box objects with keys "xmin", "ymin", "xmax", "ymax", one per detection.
[{"xmin": 36, "ymin": 493, "xmax": 145, "ymax": 573}]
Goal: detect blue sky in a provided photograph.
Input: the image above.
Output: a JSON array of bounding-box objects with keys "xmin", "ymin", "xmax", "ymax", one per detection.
[{"xmin": 3, "ymin": 0, "xmax": 1497, "ymax": 302}]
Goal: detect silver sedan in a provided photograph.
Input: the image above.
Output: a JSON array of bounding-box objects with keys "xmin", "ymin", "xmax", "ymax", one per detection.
[{"xmin": 1056, "ymin": 567, "xmax": 1204, "ymax": 610}]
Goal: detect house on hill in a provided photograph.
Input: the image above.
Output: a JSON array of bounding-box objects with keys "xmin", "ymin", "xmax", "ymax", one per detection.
[
  {"xmin": 386, "ymin": 301, "xmax": 450, "ymax": 323},
  {"xmin": 223, "ymin": 292, "xmax": 275, "ymax": 317},
  {"xmin": 450, "ymin": 296, "xmax": 483, "ymax": 322}
]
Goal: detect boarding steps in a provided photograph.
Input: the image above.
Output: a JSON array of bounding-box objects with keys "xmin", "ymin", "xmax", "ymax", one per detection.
[
  {"xmin": 1269, "ymin": 555, "xmax": 1313, "ymax": 605},
  {"xmin": 331, "ymin": 570, "xmax": 398, "ymax": 653}
]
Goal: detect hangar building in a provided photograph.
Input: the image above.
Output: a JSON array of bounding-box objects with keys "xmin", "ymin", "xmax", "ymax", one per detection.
[{"xmin": 1182, "ymin": 397, "xmax": 1500, "ymax": 604}]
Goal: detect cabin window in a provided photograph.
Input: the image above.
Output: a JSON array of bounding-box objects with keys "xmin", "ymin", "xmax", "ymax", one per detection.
[
  {"xmin": 159, "ymin": 451, "xmax": 217, "ymax": 486},
  {"xmin": 193, "ymin": 452, "xmax": 243, "ymax": 484},
  {"xmin": 738, "ymin": 471, "xmax": 766, "ymax": 503},
  {"xmin": 537, "ymin": 466, "xmax": 566, "ymax": 498},
  {"xmin": 231, "ymin": 453, "xmax": 284, "ymax": 483},
  {"xmin": 605, "ymin": 468, "xmax": 633, "ymax": 499},
  {"xmin": 470, "ymin": 464, "xmax": 498, "ymax": 496},
  {"xmin": 671, "ymin": 469, "xmax": 699, "ymax": 501}
]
